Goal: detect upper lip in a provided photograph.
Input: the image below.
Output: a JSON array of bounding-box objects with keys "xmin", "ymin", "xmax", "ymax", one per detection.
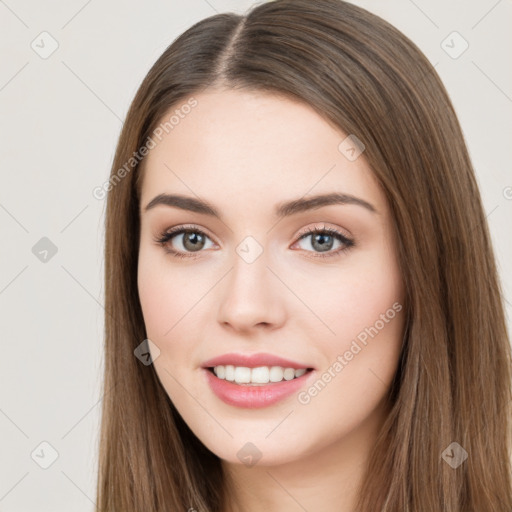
[{"xmin": 201, "ymin": 352, "xmax": 314, "ymax": 370}]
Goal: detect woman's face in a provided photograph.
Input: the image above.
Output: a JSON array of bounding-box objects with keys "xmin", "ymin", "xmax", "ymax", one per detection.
[{"xmin": 137, "ymin": 88, "xmax": 405, "ymax": 466}]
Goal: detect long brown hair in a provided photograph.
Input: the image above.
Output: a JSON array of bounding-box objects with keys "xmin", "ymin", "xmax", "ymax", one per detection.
[{"xmin": 97, "ymin": 1, "xmax": 512, "ymax": 510}]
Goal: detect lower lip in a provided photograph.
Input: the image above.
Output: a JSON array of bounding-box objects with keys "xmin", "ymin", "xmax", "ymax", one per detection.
[{"xmin": 203, "ymin": 368, "xmax": 315, "ymax": 409}]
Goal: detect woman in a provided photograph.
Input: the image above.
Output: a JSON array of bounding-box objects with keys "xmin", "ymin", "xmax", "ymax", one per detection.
[{"xmin": 97, "ymin": 0, "xmax": 512, "ymax": 510}]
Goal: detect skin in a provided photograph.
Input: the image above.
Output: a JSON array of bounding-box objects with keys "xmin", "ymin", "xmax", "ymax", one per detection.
[{"xmin": 137, "ymin": 88, "xmax": 405, "ymax": 512}]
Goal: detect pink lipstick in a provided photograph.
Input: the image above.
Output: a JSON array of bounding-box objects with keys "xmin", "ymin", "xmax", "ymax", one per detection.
[{"xmin": 201, "ymin": 352, "xmax": 315, "ymax": 408}]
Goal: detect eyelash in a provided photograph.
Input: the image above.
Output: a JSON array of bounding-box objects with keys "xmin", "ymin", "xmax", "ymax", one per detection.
[{"xmin": 154, "ymin": 224, "xmax": 355, "ymax": 260}]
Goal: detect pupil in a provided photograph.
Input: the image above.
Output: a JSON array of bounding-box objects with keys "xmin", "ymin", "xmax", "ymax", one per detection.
[
  {"xmin": 184, "ymin": 232, "xmax": 204, "ymax": 251},
  {"xmin": 313, "ymin": 234, "xmax": 332, "ymax": 252}
]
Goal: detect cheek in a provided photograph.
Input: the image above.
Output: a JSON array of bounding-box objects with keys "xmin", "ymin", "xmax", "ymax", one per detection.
[
  {"xmin": 138, "ymin": 260, "xmax": 166, "ymax": 337},
  {"xmin": 137, "ymin": 246, "xmax": 184, "ymax": 340},
  {"xmin": 137, "ymin": 250, "xmax": 199, "ymax": 395},
  {"xmin": 137, "ymin": 243, "xmax": 203, "ymax": 335},
  {"xmin": 293, "ymin": 259, "xmax": 404, "ymax": 434},
  {"xmin": 293, "ymin": 246, "xmax": 404, "ymax": 344},
  {"xmin": 295, "ymin": 244, "xmax": 405, "ymax": 410},
  {"xmin": 325, "ymin": 250, "xmax": 404, "ymax": 389}
]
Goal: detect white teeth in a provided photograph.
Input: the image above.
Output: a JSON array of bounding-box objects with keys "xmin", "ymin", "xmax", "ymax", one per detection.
[
  {"xmin": 215, "ymin": 365, "xmax": 226, "ymax": 379},
  {"xmin": 269, "ymin": 366, "xmax": 284, "ymax": 382},
  {"xmin": 224, "ymin": 365, "xmax": 235, "ymax": 381},
  {"xmin": 234, "ymin": 366, "xmax": 251, "ymax": 383},
  {"xmin": 212, "ymin": 365, "xmax": 309, "ymax": 384},
  {"xmin": 251, "ymin": 366, "xmax": 270, "ymax": 383}
]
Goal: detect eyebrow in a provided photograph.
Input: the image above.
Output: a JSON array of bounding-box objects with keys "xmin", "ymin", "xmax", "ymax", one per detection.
[{"xmin": 143, "ymin": 192, "xmax": 378, "ymax": 219}]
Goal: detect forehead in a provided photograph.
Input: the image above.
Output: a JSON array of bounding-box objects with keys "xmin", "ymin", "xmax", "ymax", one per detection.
[{"xmin": 140, "ymin": 89, "xmax": 386, "ymax": 215}]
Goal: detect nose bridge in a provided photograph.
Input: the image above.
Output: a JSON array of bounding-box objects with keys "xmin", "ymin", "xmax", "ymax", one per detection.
[
  {"xmin": 235, "ymin": 235, "xmax": 268, "ymax": 287},
  {"xmin": 216, "ymin": 234, "xmax": 285, "ymax": 330}
]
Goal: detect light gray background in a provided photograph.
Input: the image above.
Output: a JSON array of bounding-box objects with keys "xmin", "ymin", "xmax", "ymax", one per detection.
[{"xmin": 1, "ymin": 1, "xmax": 511, "ymax": 510}]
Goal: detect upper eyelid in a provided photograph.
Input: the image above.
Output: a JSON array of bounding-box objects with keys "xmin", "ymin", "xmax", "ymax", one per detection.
[
  {"xmin": 162, "ymin": 224, "xmax": 217, "ymax": 243},
  {"xmin": 159, "ymin": 223, "xmax": 352, "ymax": 245},
  {"xmin": 298, "ymin": 224, "xmax": 351, "ymax": 238}
]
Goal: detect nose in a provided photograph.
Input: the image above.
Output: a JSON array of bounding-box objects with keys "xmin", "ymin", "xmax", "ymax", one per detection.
[{"xmin": 216, "ymin": 247, "xmax": 287, "ymax": 333}]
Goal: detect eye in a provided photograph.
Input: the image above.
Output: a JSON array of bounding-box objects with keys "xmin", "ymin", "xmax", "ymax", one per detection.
[
  {"xmin": 154, "ymin": 225, "xmax": 215, "ymax": 259},
  {"xmin": 154, "ymin": 223, "xmax": 355, "ymax": 260},
  {"xmin": 292, "ymin": 224, "xmax": 355, "ymax": 259}
]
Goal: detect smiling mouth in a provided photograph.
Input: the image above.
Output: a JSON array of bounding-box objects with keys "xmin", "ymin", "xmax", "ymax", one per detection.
[{"xmin": 206, "ymin": 365, "xmax": 314, "ymax": 386}]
